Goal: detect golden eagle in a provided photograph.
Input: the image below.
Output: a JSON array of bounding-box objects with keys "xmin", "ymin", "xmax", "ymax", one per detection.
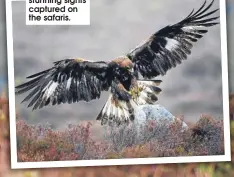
[{"xmin": 15, "ymin": 0, "xmax": 219, "ymax": 126}]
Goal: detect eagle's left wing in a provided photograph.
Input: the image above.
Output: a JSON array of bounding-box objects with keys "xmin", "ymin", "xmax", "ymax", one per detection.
[
  {"xmin": 127, "ymin": 0, "xmax": 219, "ymax": 79},
  {"xmin": 15, "ymin": 59, "xmax": 112, "ymax": 110}
]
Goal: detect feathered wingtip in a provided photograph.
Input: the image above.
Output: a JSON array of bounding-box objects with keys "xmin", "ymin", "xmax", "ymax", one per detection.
[
  {"xmin": 15, "ymin": 69, "xmax": 49, "ymax": 95},
  {"xmin": 180, "ymin": 0, "xmax": 219, "ymax": 27},
  {"xmin": 15, "ymin": 69, "xmax": 52, "ymax": 110}
]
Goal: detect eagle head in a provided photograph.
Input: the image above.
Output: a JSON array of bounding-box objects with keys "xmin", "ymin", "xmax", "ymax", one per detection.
[{"xmin": 112, "ymin": 56, "xmax": 134, "ymax": 73}]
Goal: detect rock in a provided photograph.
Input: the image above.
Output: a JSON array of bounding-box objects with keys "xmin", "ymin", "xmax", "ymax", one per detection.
[{"xmin": 134, "ymin": 104, "xmax": 188, "ymax": 130}]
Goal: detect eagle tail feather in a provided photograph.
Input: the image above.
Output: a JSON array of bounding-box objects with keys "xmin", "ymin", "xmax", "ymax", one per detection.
[{"xmin": 96, "ymin": 94, "xmax": 136, "ymax": 126}]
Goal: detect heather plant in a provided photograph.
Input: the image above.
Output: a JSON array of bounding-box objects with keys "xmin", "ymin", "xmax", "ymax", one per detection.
[
  {"xmin": 16, "ymin": 120, "xmax": 113, "ymax": 161},
  {"xmin": 16, "ymin": 112, "xmax": 224, "ymax": 162},
  {"xmin": 104, "ymin": 114, "xmax": 187, "ymax": 152},
  {"xmin": 64, "ymin": 122, "xmax": 111, "ymax": 159},
  {"xmin": 104, "ymin": 115, "xmax": 224, "ymax": 158},
  {"xmin": 104, "ymin": 123, "xmax": 139, "ymax": 152},
  {"xmin": 189, "ymin": 114, "xmax": 224, "ymax": 155}
]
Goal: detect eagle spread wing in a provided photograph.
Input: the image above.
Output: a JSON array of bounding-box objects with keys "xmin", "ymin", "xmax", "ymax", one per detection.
[
  {"xmin": 127, "ymin": 0, "xmax": 219, "ymax": 79},
  {"xmin": 15, "ymin": 59, "xmax": 111, "ymax": 110}
]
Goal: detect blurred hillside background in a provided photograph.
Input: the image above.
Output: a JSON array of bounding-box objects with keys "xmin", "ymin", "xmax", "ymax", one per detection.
[{"xmin": 3, "ymin": 0, "xmax": 224, "ymax": 130}]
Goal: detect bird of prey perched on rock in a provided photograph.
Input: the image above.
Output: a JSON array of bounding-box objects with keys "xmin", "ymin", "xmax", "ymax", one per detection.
[{"xmin": 15, "ymin": 0, "xmax": 219, "ymax": 126}]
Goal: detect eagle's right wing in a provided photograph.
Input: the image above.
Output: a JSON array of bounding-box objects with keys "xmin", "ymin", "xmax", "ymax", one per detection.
[
  {"xmin": 15, "ymin": 59, "xmax": 112, "ymax": 110},
  {"xmin": 127, "ymin": 0, "xmax": 219, "ymax": 79}
]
